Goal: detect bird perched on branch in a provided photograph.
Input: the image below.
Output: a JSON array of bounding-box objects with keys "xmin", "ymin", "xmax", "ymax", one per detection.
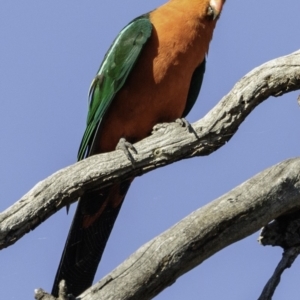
[{"xmin": 52, "ymin": 0, "xmax": 225, "ymax": 296}]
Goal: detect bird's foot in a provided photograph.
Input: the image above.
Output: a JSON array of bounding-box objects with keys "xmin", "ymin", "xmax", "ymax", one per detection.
[
  {"xmin": 152, "ymin": 122, "xmax": 169, "ymax": 133},
  {"xmin": 116, "ymin": 137, "xmax": 137, "ymax": 165},
  {"xmin": 175, "ymin": 118, "xmax": 198, "ymax": 137}
]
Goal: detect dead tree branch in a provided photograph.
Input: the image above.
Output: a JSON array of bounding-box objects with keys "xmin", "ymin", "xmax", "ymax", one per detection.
[
  {"xmin": 0, "ymin": 49, "xmax": 300, "ymax": 250},
  {"xmin": 257, "ymin": 247, "xmax": 300, "ymax": 300},
  {"xmin": 257, "ymin": 211, "xmax": 300, "ymax": 300},
  {"xmin": 36, "ymin": 158, "xmax": 300, "ymax": 300}
]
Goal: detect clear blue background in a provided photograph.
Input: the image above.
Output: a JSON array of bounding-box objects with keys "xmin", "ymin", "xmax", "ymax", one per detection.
[{"xmin": 1, "ymin": 1, "xmax": 299, "ymax": 299}]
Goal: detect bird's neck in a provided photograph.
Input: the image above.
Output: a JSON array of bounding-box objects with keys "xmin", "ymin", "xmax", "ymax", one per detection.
[{"xmin": 150, "ymin": 2, "xmax": 217, "ymax": 61}]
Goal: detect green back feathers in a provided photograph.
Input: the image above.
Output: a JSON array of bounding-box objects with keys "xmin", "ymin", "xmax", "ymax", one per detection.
[{"xmin": 78, "ymin": 16, "xmax": 152, "ymax": 161}]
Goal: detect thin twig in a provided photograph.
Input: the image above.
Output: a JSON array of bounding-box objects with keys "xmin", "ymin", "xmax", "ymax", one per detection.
[{"xmin": 258, "ymin": 247, "xmax": 300, "ymax": 300}]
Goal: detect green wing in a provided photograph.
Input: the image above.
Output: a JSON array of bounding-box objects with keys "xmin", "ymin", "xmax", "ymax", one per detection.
[
  {"xmin": 78, "ymin": 16, "xmax": 152, "ymax": 160},
  {"xmin": 182, "ymin": 59, "xmax": 206, "ymax": 118}
]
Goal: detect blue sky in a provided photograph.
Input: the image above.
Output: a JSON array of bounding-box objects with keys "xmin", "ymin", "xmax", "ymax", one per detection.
[{"xmin": 1, "ymin": 1, "xmax": 300, "ymax": 299}]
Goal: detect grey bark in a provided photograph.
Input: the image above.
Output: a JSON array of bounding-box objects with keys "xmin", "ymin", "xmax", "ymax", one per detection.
[
  {"xmin": 1, "ymin": 50, "xmax": 300, "ymax": 250},
  {"xmin": 74, "ymin": 157, "xmax": 300, "ymax": 300},
  {"xmin": 35, "ymin": 280, "xmax": 74, "ymax": 300},
  {"xmin": 34, "ymin": 157, "xmax": 300, "ymax": 300}
]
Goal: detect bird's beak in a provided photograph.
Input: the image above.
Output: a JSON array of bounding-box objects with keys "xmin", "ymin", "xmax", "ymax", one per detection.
[{"xmin": 209, "ymin": 0, "xmax": 225, "ymax": 20}]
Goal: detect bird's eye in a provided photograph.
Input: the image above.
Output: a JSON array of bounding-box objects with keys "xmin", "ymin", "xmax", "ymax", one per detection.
[
  {"xmin": 207, "ymin": 5, "xmax": 218, "ymax": 20},
  {"xmin": 207, "ymin": 5, "xmax": 214, "ymax": 17}
]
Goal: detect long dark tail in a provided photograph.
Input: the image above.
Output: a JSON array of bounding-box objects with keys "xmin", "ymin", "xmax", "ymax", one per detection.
[{"xmin": 52, "ymin": 180, "xmax": 131, "ymax": 297}]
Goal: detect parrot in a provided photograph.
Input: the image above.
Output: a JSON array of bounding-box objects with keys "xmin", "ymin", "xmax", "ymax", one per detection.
[{"xmin": 52, "ymin": 0, "xmax": 225, "ymax": 297}]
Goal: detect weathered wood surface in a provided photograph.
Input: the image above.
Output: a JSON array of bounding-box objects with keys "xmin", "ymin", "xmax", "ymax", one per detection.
[
  {"xmin": 1, "ymin": 50, "xmax": 299, "ymax": 250},
  {"xmin": 78, "ymin": 158, "xmax": 300, "ymax": 300}
]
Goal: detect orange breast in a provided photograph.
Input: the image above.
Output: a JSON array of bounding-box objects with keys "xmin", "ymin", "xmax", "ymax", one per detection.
[{"xmin": 94, "ymin": 2, "xmax": 217, "ymax": 154}]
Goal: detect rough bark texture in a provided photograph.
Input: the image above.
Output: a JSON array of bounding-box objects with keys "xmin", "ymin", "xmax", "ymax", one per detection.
[
  {"xmin": 34, "ymin": 157, "xmax": 300, "ymax": 300},
  {"xmin": 74, "ymin": 158, "xmax": 300, "ymax": 300},
  {"xmin": 259, "ymin": 210, "xmax": 300, "ymax": 248},
  {"xmin": 35, "ymin": 280, "xmax": 74, "ymax": 300},
  {"xmin": 1, "ymin": 50, "xmax": 300, "ymax": 250}
]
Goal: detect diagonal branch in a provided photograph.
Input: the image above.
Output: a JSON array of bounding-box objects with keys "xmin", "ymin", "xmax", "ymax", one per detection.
[
  {"xmin": 37, "ymin": 157, "xmax": 300, "ymax": 300},
  {"xmin": 1, "ymin": 50, "xmax": 300, "ymax": 250}
]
